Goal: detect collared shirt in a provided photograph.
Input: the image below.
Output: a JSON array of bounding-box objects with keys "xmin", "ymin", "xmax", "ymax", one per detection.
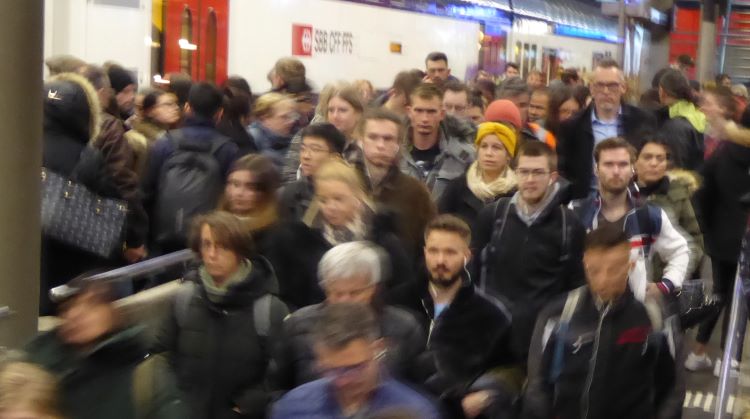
[{"xmin": 590, "ymin": 107, "xmax": 622, "ymax": 190}]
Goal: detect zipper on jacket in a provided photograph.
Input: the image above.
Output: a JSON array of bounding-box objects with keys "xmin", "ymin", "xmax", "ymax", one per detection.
[
  {"xmin": 421, "ymin": 299, "xmax": 437, "ymax": 347},
  {"xmin": 581, "ymin": 303, "xmax": 610, "ymax": 419}
]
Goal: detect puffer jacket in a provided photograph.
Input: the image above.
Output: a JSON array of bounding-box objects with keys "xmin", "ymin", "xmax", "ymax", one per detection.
[
  {"xmin": 400, "ymin": 119, "xmax": 476, "ymax": 201},
  {"xmin": 655, "ymin": 101, "xmax": 706, "ymax": 171},
  {"xmin": 248, "ymin": 121, "xmax": 293, "ymax": 170},
  {"xmin": 151, "ymin": 258, "xmax": 289, "ymax": 419},
  {"xmin": 523, "ymin": 287, "xmax": 683, "ymax": 419},
  {"xmin": 25, "ymin": 327, "xmax": 187, "ymax": 419},
  {"xmin": 275, "ymin": 302, "xmax": 426, "ymax": 390}
]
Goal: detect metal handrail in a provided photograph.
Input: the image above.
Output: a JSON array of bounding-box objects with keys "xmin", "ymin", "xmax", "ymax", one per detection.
[
  {"xmin": 715, "ymin": 269, "xmax": 745, "ymax": 419},
  {"xmin": 48, "ymin": 249, "xmax": 194, "ymax": 302}
]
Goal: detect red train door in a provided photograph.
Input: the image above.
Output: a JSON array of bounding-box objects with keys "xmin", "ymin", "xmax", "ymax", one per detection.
[{"xmin": 161, "ymin": 0, "xmax": 228, "ymax": 84}]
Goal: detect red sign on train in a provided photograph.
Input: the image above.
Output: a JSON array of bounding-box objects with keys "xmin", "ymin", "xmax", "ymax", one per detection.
[{"xmin": 292, "ymin": 24, "xmax": 314, "ymax": 56}]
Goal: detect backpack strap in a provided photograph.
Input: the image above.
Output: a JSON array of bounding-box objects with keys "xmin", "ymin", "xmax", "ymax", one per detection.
[
  {"xmin": 559, "ymin": 206, "xmax": 570, "ymax": 262},
  {"xmin": 549, "ymin": 286, "xmax": 584, "ymax": 383},
  {"xmin": 480, "ymin": 198, "xmax": 513, "ymax": 290}
]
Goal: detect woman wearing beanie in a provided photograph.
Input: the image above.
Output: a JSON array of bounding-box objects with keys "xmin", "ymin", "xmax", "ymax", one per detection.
[{"xmin": 438, "ymin": 122, "xmax": 517, "ymax": 223}]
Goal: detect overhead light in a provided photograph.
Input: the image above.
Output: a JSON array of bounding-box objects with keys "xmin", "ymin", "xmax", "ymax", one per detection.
[
  {"xmin": 178, "ymin": 38, "xmax": 197, "ymax": 50},
  {"xmin": 153, "ymin": 74, "xmax": 170, "ymax": 85}
]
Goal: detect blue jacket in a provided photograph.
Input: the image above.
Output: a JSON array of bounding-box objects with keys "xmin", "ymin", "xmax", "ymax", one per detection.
[
  {"xmin": 248, "ymin": 121, "xmax": 293, "ymax": 170},
  {"xmin": 271, "ymin": 375, "xmax": 440, "ymax": 419}
]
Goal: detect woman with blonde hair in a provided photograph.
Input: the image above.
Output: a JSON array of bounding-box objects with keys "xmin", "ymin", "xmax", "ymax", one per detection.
[
  {"xmin": 0, "ymin": 362, "xmax": 62, "ymax": 419},
  {"xmin": 265, "ymin": 158, "xmax": 412, "ymax": 309},
  {"xmin": 247, "ymin": 93, "xmax": 298, "ymax": 169}
]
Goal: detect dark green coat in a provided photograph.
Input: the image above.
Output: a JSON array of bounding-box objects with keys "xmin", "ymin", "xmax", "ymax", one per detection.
[{"xmin": 24, "ymin": 327, "xmax": 186, "ymax": 419}]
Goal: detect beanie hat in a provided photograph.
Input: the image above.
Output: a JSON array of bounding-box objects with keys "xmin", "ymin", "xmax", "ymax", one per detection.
[
  {"xmin": 107, "ymin": 66, "xmax": 135, "ymax": 93},
  {"xmin": 484, "ymin": 99, "xmax": 522, "ymax": 129},
  {"xmin": 476, "ymin": 122, "xmax": 517, "ymax": 157}
]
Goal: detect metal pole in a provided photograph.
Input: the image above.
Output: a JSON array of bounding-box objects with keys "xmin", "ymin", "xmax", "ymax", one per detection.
[
  {"xmin": 617, "ymin": 0, "xmax": 627, "ymax": 66},
  {"xmin": 715, "ymin": 268, "xmax": 745, "ymax": 419},
  {"xmin": 0, "ymin": 0, "xmax": 43, "ymax": 349},
  {"xmin": 719, "ymin": 0, "xmax": 732, "ymax": 74}
]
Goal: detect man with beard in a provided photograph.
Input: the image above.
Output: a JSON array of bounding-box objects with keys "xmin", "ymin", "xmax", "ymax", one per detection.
[
  {"xmin": 391, "ymin": 215, "xmax": 515, "ymax": 419},
  {"xmin": 570, "ymin": 137, "xmax": 689, "ymax": 302}
]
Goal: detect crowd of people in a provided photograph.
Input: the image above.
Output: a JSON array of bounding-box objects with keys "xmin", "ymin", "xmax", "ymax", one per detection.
[{"xmin": 3, "ymin": 50, "xmax": 750, "ymax": 419}]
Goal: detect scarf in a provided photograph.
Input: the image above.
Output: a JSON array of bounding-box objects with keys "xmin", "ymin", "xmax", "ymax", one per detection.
[
  {"xmin": 669, "ymin": 100, "xmax": 706, "ymax": 133},
  {"xmin": 465, "ymin": 161, "xmax": 517, "ymax": 201},
  {"xmin": 235, "ymin": 203, "xmax": 279, "ymax": 233},
  {"xmin": 322, "ymin": 215, "xmax": 367, "ymax": 246},
  {"xmin": 198, "ymin": 259, "xmax": 252, "ymax": 303},
  {"xmin": 511, "ymin": 182, "xmax": 560, "ymax": 226}
]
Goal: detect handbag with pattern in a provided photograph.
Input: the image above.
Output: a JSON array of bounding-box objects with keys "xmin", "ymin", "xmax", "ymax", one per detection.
[{"xmin": 41, "ymin": 167, "xmax": 128, "ymax": 259}]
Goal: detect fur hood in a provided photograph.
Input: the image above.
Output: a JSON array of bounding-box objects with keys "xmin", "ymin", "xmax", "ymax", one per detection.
[
  {"xmin": 44, "ymin": 72, "xmax": 101, "ymax": 144},
  {"xmin": 668, "ymin": 169, "xmax": 701, "ymax": 194}
]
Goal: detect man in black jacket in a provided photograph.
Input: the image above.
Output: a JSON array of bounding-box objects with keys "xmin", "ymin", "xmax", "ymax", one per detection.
[
  {"xmin": 392, "ymin": 215, "xmax": 515, "ymax": 419},
  {"xmin": 471, "ymin": 141, "xmax": 585, "ymax": 366},
  {"xmin": 522, "ymin": 227, "xmax": 682, "ymax": 419},
  {"xmin": 557, "ymin": 58, "xmax": 656, "ymax": 199}
]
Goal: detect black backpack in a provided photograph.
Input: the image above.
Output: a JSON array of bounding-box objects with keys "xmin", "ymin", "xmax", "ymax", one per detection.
[{"xmin": 153, "ymin": 131, "xmax": 228, "ymax": 248}]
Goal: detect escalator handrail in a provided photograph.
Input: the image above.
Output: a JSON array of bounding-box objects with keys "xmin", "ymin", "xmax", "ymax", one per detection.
[{"xmin": 714, "ymin": 269, "xmax": 745, "ymax": 419}]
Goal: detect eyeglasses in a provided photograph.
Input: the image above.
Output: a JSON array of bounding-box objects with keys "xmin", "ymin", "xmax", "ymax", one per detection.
[
  {"xmin": 516, "ymin": 168, "xmax": 550, "ymax": 179},
  {"xmin": 592, "ymin": 82, "xmax": 622, "ymax": 92}
]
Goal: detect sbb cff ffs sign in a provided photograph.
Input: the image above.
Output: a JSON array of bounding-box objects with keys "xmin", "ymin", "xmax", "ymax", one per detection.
[{"xmin": 292, "ymin": 24, "xmax": 354, "ymax": 56}]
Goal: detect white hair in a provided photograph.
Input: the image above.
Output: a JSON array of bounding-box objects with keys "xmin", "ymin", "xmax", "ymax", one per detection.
[{"xmin": 318, "ymin": 241, "xmax": 383, "ymax": 287}]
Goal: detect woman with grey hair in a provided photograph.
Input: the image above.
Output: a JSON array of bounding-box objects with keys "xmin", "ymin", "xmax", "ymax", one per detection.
[{"xmin": 273, "ymin": 241, "xmax": 426, "ymax": 391}]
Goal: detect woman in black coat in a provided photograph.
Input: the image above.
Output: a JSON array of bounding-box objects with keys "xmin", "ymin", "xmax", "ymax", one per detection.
[{"xmin": 439, "ymin": 122, "xmax": 517, "ymax": 224}]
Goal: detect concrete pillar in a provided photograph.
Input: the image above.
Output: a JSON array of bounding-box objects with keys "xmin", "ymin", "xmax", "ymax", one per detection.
[
  {"xmin": 697, "ymin": 0, "xmax": 718, "ymax": 82},
  {"xmin": 0, "ymin": 0, "xmax": 43, "ymax": 349},
  {"xmin": 617, "ymin": 0, "xmax": 628, "ymax": 65}
]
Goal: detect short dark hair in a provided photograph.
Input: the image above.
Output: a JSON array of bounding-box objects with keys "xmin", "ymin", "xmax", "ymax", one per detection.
[
  {"xmin": 594, "ymin": 58, "xmax": 621, "ymax": 71},
  {"xmin": 716, "ymin": 73, "xmax": 732, "ymax": 84},
  {"xmin": 468, "ymin": 93, "xmax": 485, "ymax": 110},
  {"xmin": 141, "ymin": 88, "xmax": 168, "ymax": 116},
  {"xmin": 300, "ymin": 122, "xmax": 348, "ymax": 155},
  {"xmin": 359, "ymin": 107, "xmax": 405, "ymax": 140},
  {"xmin": 516, "ymin": 141, "xmax": 557, "ymax": 171},
  {"xmin": 188, "ymin": 82, "xmax": 223, "ymax": 119},
  {"xmin": 593, "ymin": 137, "xmax": 636, "ymax": 164},
  {"xmin": 659, "ymin": 69, "xmax": 693, "ymax": 102},
  {"xmin": 392, "ymin": 70, "xmax": 424, "ymax": 98},
  {"xmin": 312, "ymin": 303, "xmax": 378, "ymax": 349},
  {"xmin": 425, "ymin": 214, "xmax": 471, "ymax": 244},
  {"xmin": 497, "ymin": 77, "xmax": 529, "ymax": 99},
  {"xmin": 426, "ymin": 51, "xmax": 448, "ymax": 65},
  {"xmin": 443, "ymin": 81, "xmax": 470, "ymax": 97},
  {"xmin": 411, "ymin": 83, "xmax": 444, "ymax": 102},
  {"xmin": 506, "ymin": 62, "xmax": 519, "ymax": 71},
  {"xmin": 222, "ymin": 76, "xmax": 252, "ymax": 120},
  {"xmin": 189, "ymin": 211, "xmax": 255, "ymax": 259},
  {"xmin": 638, "ymin": 138, "xmax": 672, "ymax": 161},
  {"xmin": 584, "ymin": 225, "xmax": 630, "ymax": 252},
  {"xmin": 561, "ymin": 68, "xmax": 580, "ymax": 85}
]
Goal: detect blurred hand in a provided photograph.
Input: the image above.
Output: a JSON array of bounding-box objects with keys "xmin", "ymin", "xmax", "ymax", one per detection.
[
  {"xmin": 124, "ymin": 245, "xmax": 147, "ymax": 264},
  {"xmin": 647, "ymin": 283, "xmax": 662, "ymax": 299},
  {"xmin": 462, "ymin": 390, "xmax": 494, "ymax": 419}
]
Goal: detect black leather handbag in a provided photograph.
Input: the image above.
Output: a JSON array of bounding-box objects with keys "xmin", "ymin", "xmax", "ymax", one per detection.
[
  {"xmin": 679, "ymin": 278, "xmax": 722, "ymax": 330},
  {"xmin": 41, "ymin": 166, "xmax": 128, "ymax": 259}
]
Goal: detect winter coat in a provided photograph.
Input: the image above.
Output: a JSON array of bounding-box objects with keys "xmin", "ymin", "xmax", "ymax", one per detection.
[
  {"xmin": 655, "ymin": 105, "xmax": 705, "ymax": 170},
  {"xmin": 636, "ymin": 172, "xmax": 704, "ymax": 277},
  {"xmin": 25, "ymin": 327, "xmax": 186, "ymax": 419},
  {"xmin": 278, "ymin": 177, "xmax": 314, "ymax": 221},
  {"xmin": 281, "ymin": 114, "xmax": 325, "ymax": 184},
  {"xmin": 390, "ymin": 275, "xmax": 513, "ymax": 416},
  {"xmin": 558, "ymin": 103, "xmax": 657, "ymax": 199},
  {"xmin": 218, "ymin": 117, "xmax": 257, "ymax": 157},
  {"xmin": 151, "ymin": 258, "xmax": 289, "ymax": 419},
  {"xmin": 364, "ymin": 165, "xmax": 437, "ymax": 259},
  {"xmin": 248, "ymin": 121, "xmax": 292, "ymax": 170},
  {"xmin": 126, "ymin": 117, "xmax": 166, "ymax": 179},
  {"xmin": 696, "ymin": 141, "xmax": 750, "ymax": 262},
  {"xmin": 400, "ymin": 119, "xmax": 476, "ymax": 202},
  {"xmin": 523, "ymin": 287, "xmax": 682, "ymax": 419},
  {"xmin": 570, "ymin": 192, "xmax": 690, "ymax": 300},
  {"xmin": 470, "ymin": 186, "xmax": 586, "ymax": 363},
  {"xmin": 438, "ymin": 171, "xmax": 516, "ymax": 226},
  {"xmin": 275, "ymin": 303, "xmax": 426, "ymax": 390}
]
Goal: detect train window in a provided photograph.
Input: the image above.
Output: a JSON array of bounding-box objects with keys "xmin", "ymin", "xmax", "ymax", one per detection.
[
  {"xmin": 180, "ymin": 6, "xmax": 193, "ymax": 76},
  {"xmin": 523, "ymin": 43, "xmax": 530, "ymax": 77},
  {"xmin": 205, "ymin": 8, "xmax": 217, "ymax": 83},
  {"xmin": 530, "ymin": 44, "xmax": 538, "ymax": 75}
]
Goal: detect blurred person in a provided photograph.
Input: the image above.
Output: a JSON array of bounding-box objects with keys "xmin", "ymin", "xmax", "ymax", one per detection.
[
  {"xmin": 686, "ymin": 87, "xmax": 750, "ymax": 375},
  {"xmin": 268, "ymin": 57, "xmax": 309, "ymax": 94},
  {"xmin": 526, "ymin": 69, "xmax": 544, "ymax": 90},
  {"xmin": 358, "ymin": 108, "xmax": 436, "ymax": 259},
  {"xmin": 560, "ymin": 68, "xmax": 580, "ymax": 86},
  {"xmin": 466, "ymin": 93, "xmax": 485, "ymax": 124},
  {"xmin": 248, "ymin": 93, "xmax": 297, "ymax": 169},
  {"xmin": 639, "ymin": 88, "xmax": 663, "ymax": 112},
  {"xmin": 279, "ymin": 123, "xmax": 346, "ymax": 220},
  {"xmin": 528, "ymin": 87, "xmax": 550, "ymax": 124},
  {"xmin": 275, "ymin": 242, "xmax": 426, "ymax": 389},
  {"xmin": 442, "ymin": 81, "xmax": 471, "ymax": 120},
  {"xmin": 142, "ymin": 82, "xmax": 239, "ymax": 255},
  {"xmin": 558, "ymin": 59, "xmax": 656, "ymax": 199},
  {"xmin": 570, "ymin": 138, "xmax": 690, "ymax": 302},
  {"xmin": 701, "ymin": 86, "xmax": 738, "ymax": 158},
  {"xmin": 152, "ymin": 211, "xmax": 288, "ymax": 419},
  {"xmin": 424, "ymin": 51, "xmax": 458, "ymax": 85},
  {"xmin": 390, "ymin": 215, "xmax": 516, "ymax": 419},
  {"xmin": 164, "ymin": 72, "xmax": 192, "ymax": 111},
  {"xmin": 439, "ymin": 122, "xmax": 517, "ymax": 224},
  {"xmin": 381, "ymin": 69, "xmax": 424, "ymax": 117},
  {"xmin": 571, "ymin": 84, "xmax": 591, "ymax": 108},
  {"xmin": 126, "ymin": 89, "xmax": 180, "ymax": 177},
  {"xmin": 45, "ymin": 54, "xmax": 85, "ymax": 76},
  {"xmin": 0, "ymin": 362, "xmax": 62, "ymax": 419},
  {"xmin": 271, "ymin": 304, "xmax": 439, "ymax": 419},
  {"xmin": 104, "ymin": 63, "xmax": 136, "ymax": 120},
  {"xmin": 675, "ymin": 54, "xmax": 695, "ymax": 78},
  {"xmin": 26, "ymin": 280, "xmax": 186, "ymax": 419},
  {"xmin": 633, "ymin": 139, "xmax": 704, "ymax": 282},
  {"xmin": 265, "ymin": 159, "xmax": 414, "ymax": 309},
  {"xmin": 503, "ymin": 62, "xmax": 520, "ymax": 79},
  {"xmin": 731, "ymin": 83, "xmax": 748, "ymax": 121},
  {"xmin": 218, "ymin": 76, "xmax": 256, "ymax": 156},
  {"xmin": 654, "ymin": 69, "xmax": 706, "ymax": 170},
  {"xmin": 474, "ymin": 78, "xmax": 497, "ymax": 105},
  {"xmin": 716, "ymin": 73, "xmax": 732, "ymax": 88},
  {"xmin": 401, "ymin": 83, "xmax": 475, "ymax": 200},
  {"xmin": 471, "ymin": 142, "xmax": 585, "ymax": 365},
  {"xmin": 545, "ymin": 85, "xmax": 582, "ymax": 138},
  {"xmin": 523, "ymin": 227, "xmax": 682, "ymax": 419},
  {"xmin": 355, "ymin": 79, "xmax": 376, "ymax": 104},
  {"xmin": 498, "ymin": 77, "xmax": 556, "ymax": 149}
]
